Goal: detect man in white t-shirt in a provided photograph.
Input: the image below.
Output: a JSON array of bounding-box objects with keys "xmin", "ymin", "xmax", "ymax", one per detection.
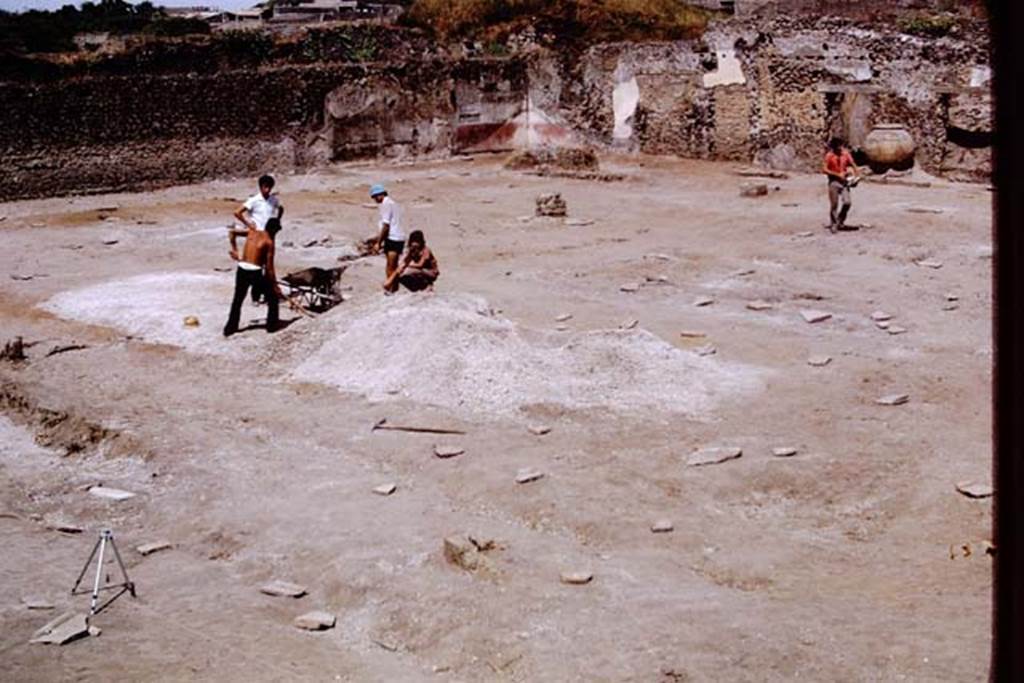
[
  {"xmin": 234, "ymin": 174, "xmax": 284, "ymax": 303},
  {"xmin": 370, "ymin": 184, "xmax": 406, "ymax": 293}
]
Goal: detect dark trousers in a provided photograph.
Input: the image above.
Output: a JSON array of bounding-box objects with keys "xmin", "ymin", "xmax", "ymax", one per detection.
[{"xmin": 224, "ymin": 267, "xmax": 278, "ymax": 335}]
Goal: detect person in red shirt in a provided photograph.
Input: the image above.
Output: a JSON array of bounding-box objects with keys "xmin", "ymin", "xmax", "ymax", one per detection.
[{"xmin": 823, "ymin": 136, "xmax": 860, "ymax": 233}]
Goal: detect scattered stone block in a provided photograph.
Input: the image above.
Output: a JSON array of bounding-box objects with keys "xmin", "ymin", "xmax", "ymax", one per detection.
[
  {"xmin": 687, "ymin": 447, "xmax": 742, "ymax": 466},
  {"xmin": 772, "ymin": 447, "xmax": 798, "ymax": 457},
  {"xmin": 620, "ymin": 283, "xmax": 640, "ymax": 293},
  {"xmin": 943, "ymin": 304, "xmax": 959, "ymax": 311},
  {"xmin": 795, "ymin": 231, "xmax": 814, "ymax": 238},
  {"xmin": 619, "ymin": 319, "xmax": 639, "ymax": 330},
  {"xmin": 800, "ymin": 309, "xmax": 832, "ymax": 324},
  {"xmin": 876, "ymin": 321, "xmax": 892, "ymax": 330},
  {"xmin": 560, "ymin": 571, "xmax": 594, "ymax": 585},
  {"xmin": 566, "ymin": 218, "xmax": 595, "ymax": 227},
  {"xmin": 955, "ymin": 481, "xmax": 994, "ymax": 499},
  {"xmin": 871, "ymin": 311, "xmax": 893, "ymax": 322},
  {"xmin": 45, "ymin": 519, "xmax": 83, "ymax": 534},
  {"xmin": 294, "ymin": 611, "xmax": 336, "ymax": 631},
  {"xmin": 946, "ymin": 293, "xmax": 960, "ymax": 302},
  {"xmin": 555, "ymin": 325, "xmax": 569, "ymax": 332},
  {"xmin": 30, "ymin": 612, "xmax": 90, "ymax": 645},
  {"xmin": 807, "ymin": 355, "xmax": 832, "ymax": 367},
  {"xmin": 740, "ymin": 182, "xmax": 768, "ymax": 197},
  {"xmin": 887, "ymin": 326, "xmax": 908, "ymax": 335},
  {"xmin": 260, "ymin": 581, "xmax": 307, "ymax": 598},
  {"xmin": 746, "ymin": 300, "xmax": 774, "ymax": 311},
  {"xmin": 515, "ymin": 468, "xmax": 544, "ymax": 484},
  {"xmin": 650, "ymin": 520, "xmax": 674, "ymax": 533},
  {"xmin": 535, "ymin": 193, "xmax": 567, "ymax": 217},
  {"xmin": 679, "ymin": 330, "xmax": 706, "ymax": 338},
  {"xmin": 443, "ymin": 535, "xmax": 480, "ymax": 571},
  {"xmin": 915, "ymin": 259, "xmax": 944, "ymax": 269},
  {"xmin": 694, "ymin": 344, "xmax": 717, "ymax": 357},
  {"xmin": 527, "ymin": 424, "xmax": 551, "ymax": 436},
  {"xmin": 88, "ymin": 486, "xmax": 136, "ymax": 502},
  {"xmin": 875, "ymin": 394, "xmax": 909, "ymax": 406},
  {"xmin": 136, "ymin": 541, "xmax": 172, "ymax": 556},
  {"xmin": 693, "ymin": 297, "xmax": 715, "ymax": 307},
  {"xmin": 555, "ymin": 313, "xmax": 573, "ymax": 322},
  {"xmin": 183, "ymin": 316, "xmax": 200, "ymax": 328},
  {"xmin": 434, "ymin": 444, "xmax": 465, "ymax": 459},
  {"xmin": 22, "ymin": 597, "xmax": 55, "ymax": 610},
  {"xmin": 373, "ymin": 483, "xmax": 397, "ymax": 496}
]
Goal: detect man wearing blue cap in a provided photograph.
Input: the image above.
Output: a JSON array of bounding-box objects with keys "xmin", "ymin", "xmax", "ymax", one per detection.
[{"xmin": 370, "ymin": 184, "xmax": 406, "ymax": 293}]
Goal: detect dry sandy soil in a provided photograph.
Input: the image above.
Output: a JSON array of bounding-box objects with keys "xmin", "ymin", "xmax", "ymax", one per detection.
[{"xmin": 0, "ymin": 153, "xmax": 993, "ymax": 681}]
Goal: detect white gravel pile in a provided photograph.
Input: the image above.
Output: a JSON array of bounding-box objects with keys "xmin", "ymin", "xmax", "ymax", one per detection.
[{"xmin": 292, "ymin": 293, "xmax": 764, "ymax": 418}]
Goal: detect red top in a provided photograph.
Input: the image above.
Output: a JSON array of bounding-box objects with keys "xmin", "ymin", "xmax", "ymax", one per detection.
[{"xmin": 824, "ymin": 149, "xmax": 855, "ymax": 179}]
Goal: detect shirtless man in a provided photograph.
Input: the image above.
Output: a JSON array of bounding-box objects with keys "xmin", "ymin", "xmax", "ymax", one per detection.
[
  {"xmin": 223, "ymin": 217, "xmax": 284, "ymax": 337},
  {"xmin": 234, "ymin": 174, "xmax": 284, "ymax": 303},
  {"xmin": 822, "ymin": 137, "xmax": 860, "ymax": 233},
  {"xmin": 384, "ymin": 229, "xmax": 439, "ymax": 293}
]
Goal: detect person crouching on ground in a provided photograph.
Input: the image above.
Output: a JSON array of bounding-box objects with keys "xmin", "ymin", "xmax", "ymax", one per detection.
[
  {"xmin": 384, "ymin": 230, "xmax": 439, "ymax": 293},
  {"xmin": 234, "ymin": 174, "xmax": 284, "ymax": 304},
  {"xmin": 822, "ymin": 136, "xmax": 860, "ymax": 233},
  {"xmin": 223, "ymin": 217, "xmax": 284, "ymax": 337},
  {"xmin": 370, "ymin": 184, "xmax": 406, "ymax": 294}
]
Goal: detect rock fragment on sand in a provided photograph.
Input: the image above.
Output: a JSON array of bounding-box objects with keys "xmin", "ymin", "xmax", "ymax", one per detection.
[
  {"xmin": 887, "ymin": 326, "xmax": 908, "ymax": 335},
  {"xmin": 875, "ymin": 393, "xmax": 909, "ymax": 406},
  {"xmin": 955, "ymin": 481, "xmax": 994, "ymax": 499},
  {"xmin": 746, "ymin": 300, "xmax": 774, "ymax": 311},
  {"xmin": 560, "ymin": 571, "xmax": 594, "ymax": 585},
  {"xmin": 535, "ymin": 193, "xmax": 567, "ymax": 217},
  {"xmin": 136, "ymin": 541, "xmax": 172, "ymax": 556},
  {"xmin": 515, "ymin": 468, "xmax": 544, "ymax": 484},
  {"xmin": 772, "ymin": 447, "xmax": 798, "ymax": 457},
  {"xmin": 373, "ymin": 483, "xmax": 397, "ymax": 496},
  {"xmin": 22, "ymin": 597, "xmax": 55, "ymax": 611},
  {"xmin": 528, "ymin": 424, "xmax": 551, "ymax": 436},
  {"xmin": 294, "ymin": 611, "xmax": 336, "ymax": 631},
  {"xmin": 650, "ymin": 520, "xmax": 674, "ymax": 533},
  {"xmin": 871, "ymin": 311, "xmax": 893, "ymax": 322},
  {"xmin": 30, "ymin": 612, "xmax": 90, "ymax": 645},
  {"xmin": 619, "ymin": 319, "xmax": 639, "ymax": 330},
  {"xmin": 434, "ymin": 444, "xmax": 465, "ymax": 459},
  {"xmin": 800, "ymin": 309, "xmax": 832, "ymax": 324},
  {"xmin": 260, "ymin": 581, "xmax": 308, "ymax": 598},
  {"xmin": 740, "ymin": 182, "xmax": 768, "ymax": 197},
  {"xmin": 620, "ymin": 283, "xmax": 640, "ymax": 293},
  {"xmin": 87, "ymin": 486, "xmax": 136, "ymax": 501},
  {"xmin": 807, "ymin": 355, "xmax": 832, "ymax": 367},
  {"xmin": 443, "ymin": 535, "xmax": 480, "ymax": 571},
  {"xmin": 943, "ymin": 303, "xmax": 959, "ymax": 311},
  {"xmin": 916, "ymin": 259, "xmax": 944, "ymax": 269},
  {"xmin": 687, "ymin": 447, "xmax": 742, "ymax": 467},
  {"xmin": 555, "ymin": 313, "xmax": 573, "ymax": 322},
  {"xmin": 679, "ymin": 330, "xmax": 706, "ymax": 338},
  {"xmin": 876, "ymin": 320, "xmax": 892, "ymax": 330},
  {"xmin": 693, "ymin": 297, "xmax": 715, "ymax": 307},
  {"xmin": 694, "ymin": 344, "xmax": 717, "ymax": 357},
  {"xmin": 946, "ymin": 293, "xmax": 960, "ymax": 302}
]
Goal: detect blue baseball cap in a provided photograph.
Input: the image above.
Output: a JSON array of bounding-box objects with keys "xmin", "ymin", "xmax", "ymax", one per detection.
[{"xmin": 369, "ymin": 184, "xmax": 387, "ymax": 197}]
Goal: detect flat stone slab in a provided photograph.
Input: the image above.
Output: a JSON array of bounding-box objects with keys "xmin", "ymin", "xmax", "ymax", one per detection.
[
  {"xmin": 515, "ymin": 468, "xmax": 544, "ymax": 484},
  {"xmin": 693, "ymin": 297, "xmax": 715, "ymax": 307},
  {"xmin": 800, "ymin": 309, "xmax": 832, "ymax": 324},
  {"xmin": 527, "ymin": 424, "xmax": 552, "ymax": 436},
  {"xmin": 619, "ymin": 319, "xmax": 639, "ymax": 330},
  {"xmin": 740, "ymin": 182, "xmax": 768, "ymax": 197},
  {"xmin": 746, "ymin": 300, "xmax": 774, "ymax": 311},
  {"xmin": 955, "ymin": 481, "xmax": 994, "ymax": 499},
  {"xmin": 679, "ymin": 330, "xmax": 706, "ymax": 338},
  {"xmin": 136, "ymin": 541, "xmax": 172, "ymax": 556},
  {"xmin": 88, "ymin": 486, "xmax": 136, "ymax": 501},
  {"xmin": 916, "ymin": 259, "xmax": 944, "ymax": 269},
  {"xmin": 943, "ymin": 303, "xmax": 960, "ymax": 311},
  {"xmin": 555, "ymin": 313, "xmax": 573, "ymax": 322},
  {"xmin": 694, "ymin": 344, "xmax": 717, "ymax": 357},
  {"xmin": 560, "ymin": 571, "xmax": 594, "ymax": 585},
  {"xmin": 650, "ymin": 520, "xmax": 674, "ymax": 533},
  {"xmin": 871, "ymin": 311, "xmax": 893, "ymax": 322},
  {"xmin": 875, "ymin": 393, "xmax": 910, "ymax": 406},
  {"xmin": 945, "ymin": 293, "xmax": 960, "ymax": 302},
  {"xmin": 876, "ymin": 320, "xmax": 892, "ymax": 330},
  {"xmin": 443, "ymin": 535, "xmax": 480, "ymax": 571},
  {"xmin": 294, "ymin": 611, "xmax": 336, "ymax": 631},
  {"xmin": 434, "ymin": 444, "xmax": 465, "ymax": 459},
  {"xmin": 687, "ymin": 447, "xmax": 742, "ymax": 467},
  {"xmin": 807, "ymin": 355, "xmax": 832, "ymax": 367},
  {"xmin": 373, "ymin": 483, "xmax": 397, "ymax": 496},
  {"xmin": 772, "ymin": 447, "xmax": 799, "ymax": 457},
  {"xmin": 619, "ymin": 283, "xmax": 641, "ymax": 293},
  {"xmin": 22, "ymin": 597, "xmax": 56, "ymax": 610},
  {"xmin": 260, "ymin": 581, "xmax": 308, "ymax": 598},
  {"xmin": 30, "ymin": 612, "xmax": 90, "ymax": 645},
  {"xmin": 887, "ymin": 326, "xmax": 908, "ymax": 335}
]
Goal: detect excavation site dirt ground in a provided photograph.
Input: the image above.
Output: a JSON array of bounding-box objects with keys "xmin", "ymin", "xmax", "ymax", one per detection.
[{"xmin": 0, "ymin": 153, "xmax": 992, "ymax": 681}]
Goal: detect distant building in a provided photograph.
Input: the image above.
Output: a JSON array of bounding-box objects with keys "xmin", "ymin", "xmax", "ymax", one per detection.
[{"xmin": 270, "ymin": 0, "xmax": 359, "ymax": 23}]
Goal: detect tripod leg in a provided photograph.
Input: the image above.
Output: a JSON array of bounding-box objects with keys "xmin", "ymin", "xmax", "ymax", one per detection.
[
  {"xmin": 71, "ymin": 537, "xmax": 102, "ymax": 595},
  {"xmin": 90, "ymin": 536, "xmax": 107, "ymax": 617},
  {"xmin": 108, "ymin": 535, "xmax": 136, "ymax": 597}
]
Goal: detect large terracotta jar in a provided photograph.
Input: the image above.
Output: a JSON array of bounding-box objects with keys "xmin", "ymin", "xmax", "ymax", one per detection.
[{"xmin": 863, "ymin": 123, "xmax": 916, "ymax": 168}]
